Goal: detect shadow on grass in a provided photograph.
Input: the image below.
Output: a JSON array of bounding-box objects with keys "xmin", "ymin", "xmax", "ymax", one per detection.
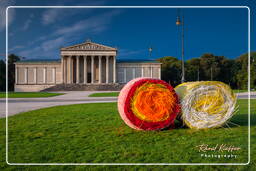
[
  {"xmin": 226, "ymin": 113, "xmax": 255, "ymax": 127},
  {"xmin": 165, "ymin": 113, "xmax": 255, "ymax": 130}
]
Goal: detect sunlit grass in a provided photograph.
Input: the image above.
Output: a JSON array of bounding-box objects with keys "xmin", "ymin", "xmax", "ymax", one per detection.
[
  {"xmin": 0, "ymin": 99, "xmax": 254, "ymax": 170},
  {"xmin": 0, "ymin": 92, "xmax": 64, "ymax": 98},
  {"xmin": 89, "ymin": 92, "xmax": 119, "ymax": 97}
]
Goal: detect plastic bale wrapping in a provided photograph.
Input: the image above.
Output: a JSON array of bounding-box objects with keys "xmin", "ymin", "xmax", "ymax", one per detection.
[
  {"xmin": 175, "ymin": 81, "xmax": 237, "ymax": 129},
  {"xmin": 118, "ymin": 77, "xmax": 180, "ymax": 130}
]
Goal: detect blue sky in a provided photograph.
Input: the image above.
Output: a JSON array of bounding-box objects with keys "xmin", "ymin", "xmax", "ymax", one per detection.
[{"xmin": 0, "ymin": 0, "xmax": 254, "ymax": 61}]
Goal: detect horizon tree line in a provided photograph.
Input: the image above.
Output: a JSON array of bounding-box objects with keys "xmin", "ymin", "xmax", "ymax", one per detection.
[
  {"xmin": 158, "ymin": 52, "xmax": 255, "ymax": 90},
  {"xmin": 0, "ymin": 52, "xmax": 255, "ymax": 91}
]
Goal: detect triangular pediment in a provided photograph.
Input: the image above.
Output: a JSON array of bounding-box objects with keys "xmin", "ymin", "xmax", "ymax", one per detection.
[{"xmin": 61, "ymin": 41, "xmax": 117, "ymax": 51}]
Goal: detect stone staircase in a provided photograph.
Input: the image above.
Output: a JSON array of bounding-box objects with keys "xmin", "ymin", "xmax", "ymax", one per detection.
[{"xmin": 41, "ymin": 83, "xmax": 125, "ymax": 91}]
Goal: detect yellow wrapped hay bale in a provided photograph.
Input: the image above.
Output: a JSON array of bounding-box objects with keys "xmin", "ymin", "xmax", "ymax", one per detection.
[{"xmin": 175, "ymin": 81, "xmax": 237, "ymax": 129}]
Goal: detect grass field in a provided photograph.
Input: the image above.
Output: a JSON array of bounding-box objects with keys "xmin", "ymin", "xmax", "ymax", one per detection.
[
  {"xmin": 0, "ymin": 99, "xmax": 255, "ymax": 170},
  {"xmin": 89, "ymin": 90, "xmax": 253, "ymax": 97},
  {"xmin": 233, "ymin": 90, "xmax": 248, "ymax": 93},
  {"xmin": 89, "ymin": 92, "xmax": 119, "ymax": 97},
  {"xmin": 0, "ymin": 92, "xmax": 64, "ymax": 98}
]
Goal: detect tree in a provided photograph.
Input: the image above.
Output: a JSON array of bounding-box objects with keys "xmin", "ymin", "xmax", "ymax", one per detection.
[
  {"xmin": 8, "ymin": 54, "xmax": 20, "ymax": 91},
  {"xmin": 158, "ymin": 52, "xmax": 256, "ymax": 90},
  {"xmin": 199, "ymin": 53, "xmax": 223, "ymax": 81},
  {"xmin": 157, "ymin": 56, "xmax": 181, "ymax": 86},
  {"xmin": 252, "ymin": 54, "xmax": 256, "ymax": 90},
  {"xmin": 186, "ymin": 58, "xmax": 200, "ymax": 81},
  {"xmin": 236, "ymin": 52, "xmax": 256, "ymax": 90},
  {"xmin": 220, "ymin": 59, "xmax": 238, "ymax": 88},
  {"xmin": 0, "ymin": 60, "xmax": 6, "ymax": 91}
]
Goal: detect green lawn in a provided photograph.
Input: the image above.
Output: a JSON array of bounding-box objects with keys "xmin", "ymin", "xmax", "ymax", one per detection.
[
  {"xmin": 88, "ymin": 90, "xmax": 252, "ymax": 97},
  {"xmin": 0, "ymin": 92, "xmax": 64, "ymax": 98},
  {"xmin": 0, "ymin": 99, "xmax": 255, "ymax": 170},
  {"xmin": 89, "ymin": 92, "xmax": 119, "ymax": 97},
  {"xmin": 233, "ymin": 90, "xmax": 248, "ymax": 93}
]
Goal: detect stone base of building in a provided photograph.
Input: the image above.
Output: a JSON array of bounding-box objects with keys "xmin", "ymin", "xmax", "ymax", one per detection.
[
  {"xmin": 15, "ymin": 84, "xmax": 56, "ymax": 92},
  {"xmin": 42, "ymin": 83, "xmax": 125, "ymax": 91},
  {"xmin": 15, "ymin": 83, "xmax": 125, "ymax": 92}
]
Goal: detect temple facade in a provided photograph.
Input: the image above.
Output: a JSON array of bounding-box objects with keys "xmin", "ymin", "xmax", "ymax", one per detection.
[{"xmin": 14, "ymin": 41, "xmax": 161, "ymax": 92}]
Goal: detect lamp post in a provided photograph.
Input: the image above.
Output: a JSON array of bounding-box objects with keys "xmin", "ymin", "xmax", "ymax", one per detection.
[
  {"xmin": 149, "ymin": 47, "xmax": 153, "ymax": 58},
  {"xmin": 176, "ymin": 9, "xmax": 185, "ymax": 83}
]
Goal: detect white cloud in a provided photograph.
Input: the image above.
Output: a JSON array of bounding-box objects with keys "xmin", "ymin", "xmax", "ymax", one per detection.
[
  {"xmin": 42, "ymin": 8, "xmax": 62, "ymax": 25},
  {"xmin": 9, "ymin": 45, "xmax": 24, "ymax": 52},
  {"xmin": 55, "ymin": 10, "xmax": 121, "ymax": 36},
  {"xmin": 17, "ymin": 9, "xmax": 121, "ymax": 59},
  {"xmin": 18, "ymin": 46, "xmax": 41, "ymax": 58},
  {"xmin": 41, "ymin": 0, "xmax": 106, "ymax": 25},
  {"xmin": 22, "ymin": 19, "xmax": 31, "ymax": 30},
  {"xmin": 0, "ymin": 0, "xmax": 16, "ymax": 31},
  {"xmin": 22, "ymin": 13, "xmax": 34, "ymax": 31},
  {"xmin": 18, "ymin": 36, "xmax": 65, "ymax": 58},
  {"xmin": 41, "ymin": 37, "xmax": 65, "ymax": 51}
]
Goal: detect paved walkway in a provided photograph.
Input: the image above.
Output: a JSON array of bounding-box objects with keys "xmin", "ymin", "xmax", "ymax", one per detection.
[
  {"xmin": 0, "ymin": 91, "xmax": 118, "ymax": 118},
  {"xmin": 0, "ymin": 91, "xmax": 255, "ymax": 118},
  {"xmin": 236, "ymin": 92, "xmax": 256, "ymax": 99}
]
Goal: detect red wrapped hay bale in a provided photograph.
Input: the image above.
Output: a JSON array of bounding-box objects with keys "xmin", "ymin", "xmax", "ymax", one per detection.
[{"xmin": 118, "ymin": 78, "xmax": 180, "ymax": 130}]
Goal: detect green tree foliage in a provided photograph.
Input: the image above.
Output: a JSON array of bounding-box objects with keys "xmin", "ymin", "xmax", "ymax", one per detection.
[
  {"xmin": 158, "ymin": 52, "xmax": 256, "ymax": 89},
  {"xmin": 236, "ymin": 52, "xmax": 256, "ymax": 90},
  {"xmin": 220, "ymin": 58, "xmax": 239, "ymax": 88},
  {"xmin": 157, "ymin": 56, "xmax": 181, "ymax": 86},
  {"xmin": 185, "ymin": 58, "xmax": 200, "ymax": 81},
  {"xmin": 8, "ymin": 54, "xmax": 20, "ymax": 91},
  {"xmin": 252, "ymin": 54, "xmax": 256, "ymax": 89},
  {"xmin": 0, "ymin": 60, "xmax": 6, "ymax": 91},
  {"xmin": 199, "ymin": 53, "xmax": 223, "ymax": 81}
]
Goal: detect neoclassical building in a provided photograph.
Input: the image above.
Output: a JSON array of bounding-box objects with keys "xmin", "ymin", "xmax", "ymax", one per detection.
[{"xmin": 15, "ymin": 40, "xmax": 161, "ymax": 92}]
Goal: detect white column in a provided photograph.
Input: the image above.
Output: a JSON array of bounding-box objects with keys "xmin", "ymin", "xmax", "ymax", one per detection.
[
  {"xmin": 76, "ymin": 56, "xmax": 80, "ymax": 83},
  {"xmin": 91, "ymin": 56, "xmax": 94, "ymax": 83},
  {"xmin": 150, "ymin": 66, "xmax": 153, "ymax": 78},
  {"xmin": 53, "ymin": 67, "xmax": 56, "ymax": 84},
  {"xmin": 68, "ymin": 57, "xmax": 70, "ymax": 83},
  {"xmin": 113, "ymin": 56, "xmax": 116, "ymax": 83},
  {"xmin": 43, "ymin": 67, "xmax": 46, "ymax": 84},
  {"xmin": 64, "ymin": 57, "xmax": 66, "ymax": 84},
  {"xmin": 70, "ymin": 57, "xmax": 73, "ymax": 83},
  {"xmin": 141, "ymin": 67, "xmax": 144, "ymax": 77},
  {"xmin": 84, "ymin": 56, "xmax": 87, "ymax": 84},
  {"xmin": 15, "ymin": 67, "xmax": 18, "ymax": 84},
  {"xmin": 24, "ymin": 67, "xmax": 28, "ymax": 84},
  {"xmin": 159, "ymin": 67, "xmax": 161, "ymax": 79},
  {"xmin": 34, "ymin": 67, "xmax": 37, "ymax": 84},
  {"xmin": 132, "ymin": 68, "xmax": 136, "ymax": 79},
  {"xmin": 99, "ymin": 56, "xmax": 102, "ymax": 84},
  {"xmin": 124, "ymin": 68, "xmax": 127, "ymax": 83},
  {"xmin": 106, "ymin": 56, "xmax": 109, "ymax": 83},
  {"xmin": 61, "ymin": 56, "xmax": 64, "ymax": 83}
]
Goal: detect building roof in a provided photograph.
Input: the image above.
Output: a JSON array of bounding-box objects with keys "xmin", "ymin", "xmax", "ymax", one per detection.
[
  {"xmin": 61, "ymin": 40, "xmax": 117, "ymax": 51},
  {"xmin": 15, "ymin": 59, "xmax": 60, "ymax": 63},
  {"xmin": 16, "ymin": 58, "xmax": 160, "ymax": 64},
  {"xmin": 117, "ymin": 59, "xmax": 161, "ymax": 63},
  {"xmin": 16, "ymin": 41, "xmax": 160, "ymax": 64}
]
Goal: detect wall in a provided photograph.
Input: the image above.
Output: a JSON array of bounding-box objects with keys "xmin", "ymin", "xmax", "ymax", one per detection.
[
  {"xmin": 117, "ymin": 63, "xmax": 161, "ymax": 83},
  {"xmin": 15, "ymin": 62, "xmax": 61, "ymax": 92},
  {"xmin": 15, "ymin": 84, "xmax": 56, "ymax": 92}
]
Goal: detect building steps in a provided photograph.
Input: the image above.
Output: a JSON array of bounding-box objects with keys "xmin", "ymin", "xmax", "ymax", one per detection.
[{"xmin": 41, "ymin": 83, "xmax": 125, "ymax": 91}]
